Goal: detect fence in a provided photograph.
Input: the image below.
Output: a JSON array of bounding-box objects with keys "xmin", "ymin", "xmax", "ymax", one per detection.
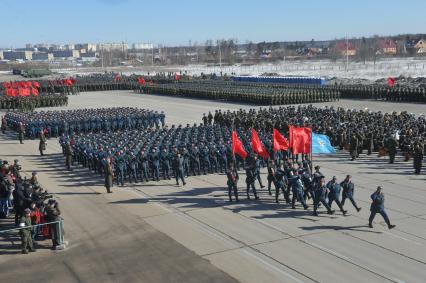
[{"xmin": 0, "ymin": 219, "xmax": 67, "ymax": 250}]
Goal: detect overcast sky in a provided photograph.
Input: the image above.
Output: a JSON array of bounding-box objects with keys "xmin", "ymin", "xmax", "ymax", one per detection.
[{"xmin": 1, "ymin": 0, "xmax": 425, "ymax": 48}]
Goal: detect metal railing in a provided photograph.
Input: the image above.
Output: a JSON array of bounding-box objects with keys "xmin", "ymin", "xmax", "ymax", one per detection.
[{"xmin": 0, "ymin": 219, "xmax": 66, "ymax": 250}]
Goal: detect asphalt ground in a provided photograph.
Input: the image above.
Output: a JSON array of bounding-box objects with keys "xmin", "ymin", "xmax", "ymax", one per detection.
[{"xmin": 1, "ymin": 91, "xmax": 425, "ymax": 283}]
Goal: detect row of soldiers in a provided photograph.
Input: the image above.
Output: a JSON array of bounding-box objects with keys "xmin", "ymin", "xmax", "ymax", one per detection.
[
  {"xmin": 205, "ymin": 80, "xmax": 426, "ymax": 103},
  {"xmin": 135, "ymin": 80, "xmax": 340, "ymax": 105},
  {"xmin": 209, "ymin": 106, "xmax": 425, "ymax": 174},
  {"xmin": 57, "ymin": 120, "xmax": 302, "ymax": 189},
  {"xmin": 4, "ymin": 107, "xmax": 165, "ymax": 139},
  {"xmin": 0, "ymin": 95, "xmax": 68, "ymax": 112}
]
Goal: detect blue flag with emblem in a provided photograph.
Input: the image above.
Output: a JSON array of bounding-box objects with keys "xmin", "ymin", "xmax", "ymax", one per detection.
[{"xmin": 312, "ymin": 133, "xmax": 336, "ymax": 154}]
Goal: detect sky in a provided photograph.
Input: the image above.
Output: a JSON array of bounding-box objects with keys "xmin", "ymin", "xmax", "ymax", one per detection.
[{"xmin": 1, "ymin": 0, "xmax": 425, "ymax": 48}]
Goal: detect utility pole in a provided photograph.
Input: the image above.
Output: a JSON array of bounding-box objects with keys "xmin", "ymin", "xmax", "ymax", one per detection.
[
  {"xmin": 101, "ymin": 44, "xmax": 104, "ymax": 70},
  {"xmin": 346, "ymin": 34, "xmax": 349, "ymax": 72},
  {"xmin": 219, "ymin": 41, "xmax": 222, "ymax": 70},
  {"xmin": 151, "ymin": 45, "xmax": 154, "ymax": 66}
]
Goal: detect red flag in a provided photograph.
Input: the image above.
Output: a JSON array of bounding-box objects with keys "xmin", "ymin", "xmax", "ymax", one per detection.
[
  {"xmin": 137, "ymin": 77, "xmax": 146, "ymax": 85},
  {"xmin": 387, "ymin": 77, "xmax": 395, "ymax": 87},
  {"xmin": 114, "ymin": 75, "xmax": 121, "ymax": 81},
  {"xmin": 232, "ymin": 131, "xmax": 247, "ymax": 159},
  {"xmin": 33, "ymin": 81, "xmax": 40, "ymax": 88},
  {"xmin": 19, "ymin": 81, "xmax": 26, "ymax": 88},
  {"xmin": 6, "ymin": 88, "xmax": 15, "ymax": 96},
  {"xmin": 12, "ymin": 82, "xmax": 19, "ymax": 89},
  {"xmin": 290, "ymin": 127, "xmax": 312, "ymax": 154},
  {"xmin": 251, "ymin": 129, "xmax": 270, "ymax": 159},
  {"xmin": 273, "ymin": 128, "xmax": 289, "ymax": 152},
  {"xmin": 2, "ymin": 82, "xmax": 11, "ymax": 88},
  {"xmin": 175, "ymin": 73, "xmax": 180, "ymax": 81},
  {"xmin": 31, "ymin": 87, "xmax": 39, "ymax": 96}
]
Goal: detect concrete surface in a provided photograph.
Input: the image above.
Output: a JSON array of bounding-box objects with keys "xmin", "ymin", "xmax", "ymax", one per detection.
[{"xmin": 1, "ymin": 91, "xmax": 425, "ymax": 283}]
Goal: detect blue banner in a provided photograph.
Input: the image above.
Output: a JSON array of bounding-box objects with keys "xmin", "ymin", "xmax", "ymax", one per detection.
[{"xmin": 312, "ymin": 133, "xmax": 336, "ymax": 154}]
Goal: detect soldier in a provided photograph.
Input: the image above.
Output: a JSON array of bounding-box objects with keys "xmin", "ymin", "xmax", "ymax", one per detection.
[
  {"xmin": 104, "ymin": 158, "xmax": 114, "ymax": 193},
  {"xmin": 245, "ymin": 163, "xmax": 259, "ymax": 200},
  {"xmin": 226, "ymin": 163, "xmax": 239, "ymax": 202},
  {"xmin": 349, "ymin": 134, "xmax": 358, "ymax": 161},
  {"xmin": 160, "ymin": 147, "xmax": 171, "ymax": 180},
  {"xmin": 19, "ymin": 208, "xmax": 36, "ymax": 254},
  {"xmin": 288, "ymin": 170, "xmax": 308, "ymax": 210},
  {"xmin": 39, "ymin": 131, "xmax": 47, "ymax": 156},
  {"xmin": 386, "ymin": 135, "xmax": 398, "ymax": 164},
  {"xmin": 275, "ymin": 163, "xmax": 290, "ymax": 203},
  {"xmin": 173, "ymin": 152, "xmax": 186, "ymax": 186},
  {"xmin": 313, "ymin": 177, "xmax": 335, "ymax": 216},
  {"xmin": 340, "ymin": 175, "xmax": 361, "ymax": 212},
  {"xmin": 368, "ymin": 186, "xmax": 395, "ymax": 229},
  {"xmin": 65, "ymin": 142, "xmax": 73, "ymax": 170},
  {"xmin": 327, "ymin": 176, "xmax": 347, "ymax": 215},
  {"xmin": 266, "ymin": 160, "xmax": 276, "ymax": 195},
  {"xmin": 252, "ymin": 154, "xmax": 265, "ymax": 188},
  {"xmin": 413, "ymin": 143, "xmax": 423, "ymax": 175},
  {"xmin": 18, "ymin": 122, "xmax": 25, "ymax": 144},
  {"xmin": 1, "ymin": 116, "xmax": 6, "ymax": 134}
]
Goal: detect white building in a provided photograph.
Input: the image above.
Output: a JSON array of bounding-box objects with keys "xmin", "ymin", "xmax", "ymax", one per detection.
[{"xmin": 132, "ymin": 43, "xmax": 154, "ymax": 50}]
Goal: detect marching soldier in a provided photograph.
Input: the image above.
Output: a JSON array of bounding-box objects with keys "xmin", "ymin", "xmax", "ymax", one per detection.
[
  {"xmin": 327, "ymin": 176, "xmax": 347, "ymax": 215},
  {"xmin": 369, "ymin": 186, "xmax": 395, "ymax": 229},
  {"xmin": 226, "ymin": 163, "xmax": 239, "ymax": 202},
  {"xmin": 340, "ymin": 175, "xmax": 361, "ymax": 212}
]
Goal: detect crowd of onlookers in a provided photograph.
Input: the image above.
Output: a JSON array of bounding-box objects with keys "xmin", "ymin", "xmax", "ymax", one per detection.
[{"xmin": 0, "ymin": 159, "xmax": 63, "ymax": 253}]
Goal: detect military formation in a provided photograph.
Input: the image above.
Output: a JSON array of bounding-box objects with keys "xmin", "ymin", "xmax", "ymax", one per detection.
[
  {"xmin": 3, "ymin": 107, "xmax": 165, "ymax": 139},
  {"xmin": 209, "ymin": 106, "xmax": 425, "ymax": 174},
  {"xmin": 56, "ymin": 117, "xmax": 398, "ymax": 228},
  {"xmin": 136, "ymin": 80, "xmax": 340, "ymax": 105},
  {"xmin": 0, "ymin": 94, "xmax": 68, "ymax": 112}
]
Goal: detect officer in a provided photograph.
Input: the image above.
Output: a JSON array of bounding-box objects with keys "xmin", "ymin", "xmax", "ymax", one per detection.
[
  {"xmin": 226, "ymin": 163, "xmax": 239, "ymax": 202},
  {"xmin": 340, "ymin": 175, "xmax": 361, "ymax": 212},
  {"xmin": 326, "ymin": 176, "xmax": 347, "ymax": 215},
  {"xmin": 39, "ymin": 131, "xmax": 47, "ymax": 156},
  {"xmin": 173, "ymin": 152, "xmax": 186, "ymax": 186},
  {"xmin": 104, "ymin": 158, "xmax": 114, "ymax": 193},
  {"xmin": 65, "ymin": 142, "xmax": 73, "ymax": 170},
  {"xmin": 368, "ymin": 186, "xmax": 395, "ymax": 229},
  {"xmin": 18, "ymin": 122, "xmax": 25, "ymax": 144},
  {"xmin": 19, "ymin": 208, "xmax": 36, "ymax": 254}
]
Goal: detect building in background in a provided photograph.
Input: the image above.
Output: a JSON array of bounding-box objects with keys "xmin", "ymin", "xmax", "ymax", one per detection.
[{"xmin": 132, "ymin": 43, "xmax": 154, "ymax": 50}]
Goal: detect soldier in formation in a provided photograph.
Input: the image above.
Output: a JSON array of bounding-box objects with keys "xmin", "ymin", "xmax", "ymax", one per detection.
[{"xmin": 5, "ymin": 107, "xmax": 164, "ymax": 139}]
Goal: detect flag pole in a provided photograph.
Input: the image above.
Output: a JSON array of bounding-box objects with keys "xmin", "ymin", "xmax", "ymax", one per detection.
[{"xmin": 310, "ymin": 127, "xmax": 313, "ymax": 175}]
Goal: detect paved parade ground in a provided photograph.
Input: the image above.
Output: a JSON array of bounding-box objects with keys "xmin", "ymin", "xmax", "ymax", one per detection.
[{"xmin": 1, "ymin": 91, "xmax": 426, "ymax": 283}]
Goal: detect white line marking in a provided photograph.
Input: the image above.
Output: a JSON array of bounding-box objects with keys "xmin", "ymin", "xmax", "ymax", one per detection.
[
  {"xmin": 242, "ymin": 249, "xmax": 307, "ymax": 283},
  {"xmin": 383, "ymin": 232, "xmax": 422, "ymax": 246}
]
